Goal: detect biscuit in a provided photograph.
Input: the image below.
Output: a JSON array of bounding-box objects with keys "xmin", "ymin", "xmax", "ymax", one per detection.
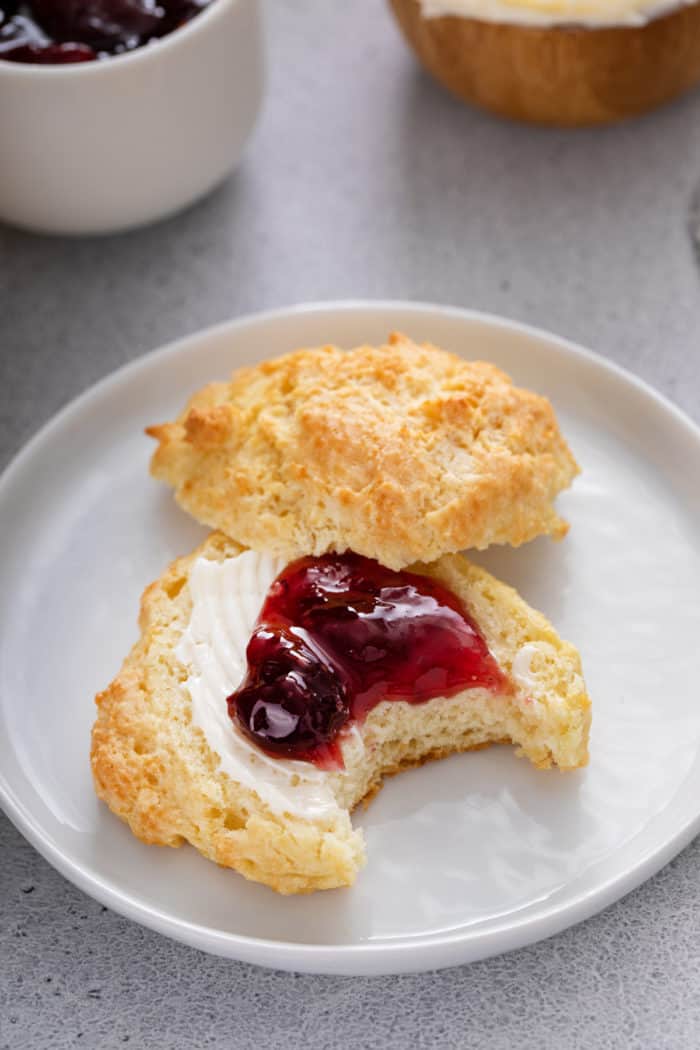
[
  {"xmin": 91, "ymin": 532, "xmax": 590, "ymax": 894},
  {"xmin": 147, "ymin": 334, "xmax": 579, "ymax": 569}
]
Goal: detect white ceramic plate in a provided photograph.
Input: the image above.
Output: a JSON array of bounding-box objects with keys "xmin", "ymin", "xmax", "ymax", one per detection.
[{"xmin": 2, "ymin": 302, "xmax": 700, "ymax": 977}]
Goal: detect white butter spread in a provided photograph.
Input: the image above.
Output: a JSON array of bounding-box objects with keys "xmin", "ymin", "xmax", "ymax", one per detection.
[
  {"xmin": 420, "ymin": 0, "xmax": 690, "ymax": 28},
  {"xmin": 176, "ymin": 551, "xmax": 344, "ymax": 821},
  {"xmin": 511, "ymin": 641, "xmax": 550, "ymax": 692}
]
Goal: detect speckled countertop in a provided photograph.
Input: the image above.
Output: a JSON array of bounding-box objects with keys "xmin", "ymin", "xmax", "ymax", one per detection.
[{"xmin": 2, "ymin": 2, "xmax": 700, "ymax": 1047}]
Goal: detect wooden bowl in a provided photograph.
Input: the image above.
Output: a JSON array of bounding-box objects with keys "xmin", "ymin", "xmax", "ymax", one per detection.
[{"xmin": 389, "ymin": 0, "xmax": 700, "ymax": 125}]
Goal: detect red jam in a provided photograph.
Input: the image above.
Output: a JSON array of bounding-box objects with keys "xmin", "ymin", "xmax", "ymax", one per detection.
[
  {"xmin": 0, "ymin": 1, "xmax": 211, "ymax": 64},
  {"xmin": 228, "ymin": 553, "xmax": 506, "ymax": 769}
]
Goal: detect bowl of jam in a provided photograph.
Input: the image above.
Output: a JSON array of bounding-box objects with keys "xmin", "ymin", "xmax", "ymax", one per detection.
[
  {"xmin": 0, "ymin": 0, "xmax": 264, "ymax": 234},
  {"xmin": 0, "ymin": 2, "xmax": 213, "ymax": 65}
]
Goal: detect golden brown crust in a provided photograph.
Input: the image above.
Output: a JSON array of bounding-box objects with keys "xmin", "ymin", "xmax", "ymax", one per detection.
[
  {"xmin": 91, "ymin": 532, "xmax": 590, "ymax": 894},
  {"xmin": 147, "ymin": 333, "xmax": 578, "ymax": 569},
  {"xmin": 388, "ymin": 0, "xmax": 700, "ymax": 126}
]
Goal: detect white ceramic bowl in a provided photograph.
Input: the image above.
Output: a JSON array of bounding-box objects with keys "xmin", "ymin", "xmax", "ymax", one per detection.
[{"xmin": 0, "ymin": 0, "xmax": 264, "ymax": 236}]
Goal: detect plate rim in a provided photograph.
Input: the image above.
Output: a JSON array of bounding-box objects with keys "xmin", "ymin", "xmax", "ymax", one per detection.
[{"xmin": 2, "ymin": 298, "xmax": 700, "ymax": 976}]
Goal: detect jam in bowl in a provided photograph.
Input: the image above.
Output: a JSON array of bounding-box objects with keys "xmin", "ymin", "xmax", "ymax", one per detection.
[{"xmin": 0, "ymin": 0, "xmax": 212, "ymax": 64}]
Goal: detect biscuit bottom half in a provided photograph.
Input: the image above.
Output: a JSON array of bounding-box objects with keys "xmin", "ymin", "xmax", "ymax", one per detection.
[{"xmin": 91, "ymin": 532, "xmax": 591, "ymax": 895}]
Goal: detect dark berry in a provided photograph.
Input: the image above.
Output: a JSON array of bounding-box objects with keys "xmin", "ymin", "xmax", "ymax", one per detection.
[
  {"xmin": 231, "ymin": 626, "xmax": 350, "ymax": 762},
  {"xmin": 29, "ymin": 0, "xmax": 164, "ymax": 48},
  {"xmin": 0, "ymin": 3, "xmax": 21, "ymax": 24}
]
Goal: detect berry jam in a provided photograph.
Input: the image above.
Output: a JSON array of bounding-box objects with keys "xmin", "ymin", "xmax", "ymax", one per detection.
[
  {"xmin": 229, "ymin": 553, "xmax": 506, "ymax": 769},
  {"xmin": 0, "ymin": 1, "xmax": 211, "ymax": 64}
]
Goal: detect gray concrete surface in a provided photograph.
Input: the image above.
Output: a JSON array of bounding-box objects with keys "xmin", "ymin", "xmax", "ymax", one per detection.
[{"xmin": 2, "ymin": 1, "xmax": 700, "ymax": 1046}]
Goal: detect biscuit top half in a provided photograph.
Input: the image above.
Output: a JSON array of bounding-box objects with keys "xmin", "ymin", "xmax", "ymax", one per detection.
[{"xmin": 148, "ymin": 333, "xmax": 578, "ymax": 569}]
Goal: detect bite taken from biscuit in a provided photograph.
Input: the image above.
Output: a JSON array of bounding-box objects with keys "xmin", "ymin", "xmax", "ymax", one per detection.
[
  {"xmin": 146, "ymin": 333, "xmax": 579, "ymax": 570},
  {"xmin": 91, "ymin": 533, "xmax": 590, "ymax": 895}
]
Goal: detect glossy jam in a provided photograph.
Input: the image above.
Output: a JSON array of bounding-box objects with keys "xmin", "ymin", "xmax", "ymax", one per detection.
[
  {"xmin": 0, "ymin": 1, "xmax": 210, "ymax": 64},
  {"xmin": 229, "ymin": 553, "xmax": 506, "ymax": 768}
]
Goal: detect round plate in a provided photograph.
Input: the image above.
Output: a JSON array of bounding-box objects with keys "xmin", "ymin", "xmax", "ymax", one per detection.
[{"xmin": 2, "ymin": 302, "xmax": 700, "ymax": 976}]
